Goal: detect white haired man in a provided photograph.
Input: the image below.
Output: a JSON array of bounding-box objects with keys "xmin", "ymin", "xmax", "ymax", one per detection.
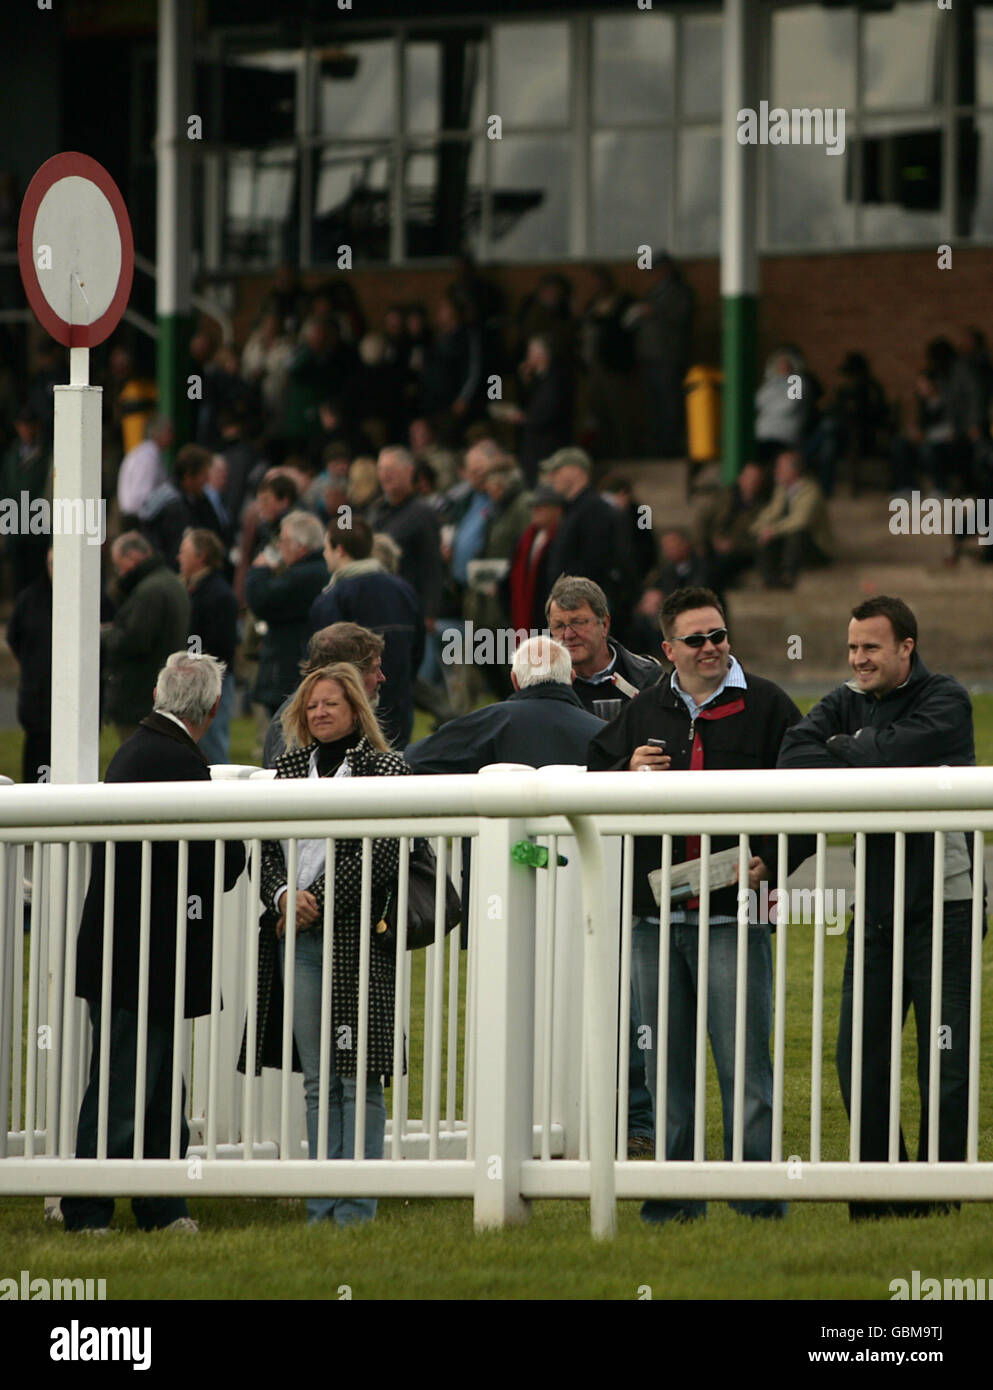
[
  {"xmin": 64, "ymin": 653, "xmax": 247, "ymax": 1234},
  {"xmin": 405, "ymin": 635, "xmax": 602, "ymax": 774}
]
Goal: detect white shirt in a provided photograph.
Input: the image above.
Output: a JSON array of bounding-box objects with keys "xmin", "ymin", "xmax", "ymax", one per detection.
[
  {"xmin": 275, "ymin": 747, "xmax": 352, "ymax": 911},
  {"xmin": 118, "ymin": 440, "xmax": 166, "ymax": 516}
]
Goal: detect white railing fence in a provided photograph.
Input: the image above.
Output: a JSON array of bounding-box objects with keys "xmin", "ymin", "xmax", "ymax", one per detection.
[{"xmin": 0, "ymin": 767, "xmax": 990, "ymax": 1237}]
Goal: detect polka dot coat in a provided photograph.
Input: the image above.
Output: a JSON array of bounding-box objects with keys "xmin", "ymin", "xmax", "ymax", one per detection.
[{"xmin": 239, "ymin": 737, "xmax": 411, "ymax": 1080}]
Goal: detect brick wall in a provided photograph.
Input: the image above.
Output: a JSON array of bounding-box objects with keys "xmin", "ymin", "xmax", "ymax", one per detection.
[{"xmin": 228, "ymin": 245, "xmax": 993, "ymax": 425}]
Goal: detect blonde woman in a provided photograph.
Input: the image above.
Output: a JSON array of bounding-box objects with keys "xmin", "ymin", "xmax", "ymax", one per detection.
[{"xmin": 244, "ymin": 662, "xmax": 409, "ymax": 1225}]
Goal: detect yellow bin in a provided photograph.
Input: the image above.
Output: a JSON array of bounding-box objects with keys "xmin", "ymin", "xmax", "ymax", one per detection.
[{"xmin": 684, "ymin": 365, "xmax": 722, "ymax": 462}]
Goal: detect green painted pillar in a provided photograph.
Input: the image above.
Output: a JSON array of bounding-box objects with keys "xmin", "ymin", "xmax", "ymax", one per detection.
[
  {"xmin": 156, "ymin": 310, "xmax": 193, "ymax": 450},
  {"xmin": 720, "ymin": 0, "xmax": 759, "ymax": 485},
  {"xmin": 156, "ymin": 0, "xmax": 194, "ymax": 455},
  {"xmin": 721, "ymin": 293, "xmax": 757, "ymax": 481}
]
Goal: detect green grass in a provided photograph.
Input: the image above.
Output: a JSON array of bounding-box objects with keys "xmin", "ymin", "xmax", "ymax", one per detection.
[{"xmin": 1, "ymin": 697, "xmax": 992, "ymax": 1298}]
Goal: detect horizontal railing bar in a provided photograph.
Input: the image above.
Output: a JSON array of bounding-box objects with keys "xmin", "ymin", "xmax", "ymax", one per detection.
[
  {"xmin": 0, "ymin": 1159, "xmax": 476, "ymax": 1198},
  {"xmin": 5, "ymin": 1158, "xmax": 992, "ymax": 1202},
  {"xmin": 2, "ymin": 811, "xmax": 991, "ymax": 847},
  {"xmin": 522, "ymin": 1162, "xmax": 993, "ymax": 1201},
  {"xmin": 0, "ymin": 767, "xmax": 991, "ymax": 829},
  {"xmin": 531, "ymin": 813, "xmax": 993, "ymax": 836},
  {"xmin": 0, "ymin": 820, "xmax": 481, "ymax": 845}
]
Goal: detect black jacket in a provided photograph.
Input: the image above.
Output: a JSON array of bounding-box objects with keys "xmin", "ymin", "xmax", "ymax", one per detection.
[
  {"xmin": 588, "ymin": 670, "xmax": 810, "ymax": 918},
  {"xmin": 571, "ymin": 640, "xmax": 662, "ymax": 715},
  {"xmin": 75, "ymin": 714, "xmax": 246, "ymax": 1021},
  {"xmin": 245, "ymin": 550, "xmax": 329, "ymax": 710},
  {"xmin": 7, "ymin": 570, "xmax": 52, "ymax": 729},
  {"xmin": 189, "ymin": 568, "xmax": 239, "ymax": 669},
  {"xmin": 545, "ymin": 486, "xmax": 626, "ymax": 610},
  {"xmin": 366, "ymin": 493, "xmax": 443, "ymax": 620},
  {"xmin": 308, "ymin": 564, "xmax": 425, "ymax": 747},
  {"xmin": 406, "ymin": 680, "xmax": 604, "ymax": 773},
  {"xmin": 102, "ymin": 555, "xmax": 191, "ymax": 726},
  {"xmin": 777, "ymin": 656, "xmax": 984, "ymax": 928}
]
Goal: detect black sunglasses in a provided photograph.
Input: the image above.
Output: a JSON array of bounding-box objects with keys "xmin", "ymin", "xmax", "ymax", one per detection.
[{"xmin": 671, "ymin": 627, "xmax": 728, "ymax": 649}]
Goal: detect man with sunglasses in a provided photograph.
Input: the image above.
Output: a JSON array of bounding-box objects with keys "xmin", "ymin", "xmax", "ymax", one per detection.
[{"xmin": 587, "ymin": 586, "xmax": 810, "ymax": 1225}]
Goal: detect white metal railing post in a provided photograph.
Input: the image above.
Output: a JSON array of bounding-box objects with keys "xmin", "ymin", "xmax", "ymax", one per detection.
[
  {"xmin": 567, "ymin": 814, "xmax": 617, "ymax": 1239},
  {"xmin": 472, "ymin": 808, "xmax": 534, "ymax": 1230}
]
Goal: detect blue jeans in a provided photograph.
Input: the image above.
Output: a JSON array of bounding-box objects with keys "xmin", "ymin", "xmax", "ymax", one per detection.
[
  {"xmin": 198, "ymin": 669, "xmax": 236, "ymax": 766},
  {"xmin": 627, "ymin": 983, "xmax": 655, "ymax": 1140},
  {"xmin": 279, "ymin": 929, "xmax": 386, "ymax": 1225},
  {"xmin": 631, "ymin": 917, "xmax": 785, "ymax": 1224},
  {"xmin": 62, "ymin": 1002, "xmax": 190, "ymax": 1232}
]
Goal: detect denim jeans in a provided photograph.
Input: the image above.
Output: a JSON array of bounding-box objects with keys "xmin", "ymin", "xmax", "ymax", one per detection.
[
  {"xmin": 279, "ymin": 930, "xmax": 386, "ymax": 1226},
  {"xmin": 198, "ymin": 669, "xmax": 236, "ymax": 766},
  {"xmin": 627, "ymin": 983, "xmax": 655, "ymax": 1141},
  {"xmin": 837, "ymin": 902, "xmax": 975, "ymax": 1217},
  {"xmin": 62, "ymin": 1002, "xmax": 190, "ymax": 1232},
  {"xmin": 631, "ymin": 917, "xmax": 784, "ymax": 1224}
]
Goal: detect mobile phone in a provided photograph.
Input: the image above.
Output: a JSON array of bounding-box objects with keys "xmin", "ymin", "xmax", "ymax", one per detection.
[{"xmin": 647, "ymin": 738, "xmax": 667, "ymax": 750}]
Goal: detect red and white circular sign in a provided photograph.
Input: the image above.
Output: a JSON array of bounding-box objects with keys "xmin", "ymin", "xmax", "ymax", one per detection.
[{"xmin": 18, "ymin": 152, "xmax": 134, "ymax": 349}]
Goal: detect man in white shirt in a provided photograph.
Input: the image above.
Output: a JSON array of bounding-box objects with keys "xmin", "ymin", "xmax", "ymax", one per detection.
[{"xmin": 117, "ymin": 416, "xmax": 173, "ymax": 520}]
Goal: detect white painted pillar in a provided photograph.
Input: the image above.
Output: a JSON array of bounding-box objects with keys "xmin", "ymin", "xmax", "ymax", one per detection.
[{"xmin": 472, "ymin": 780, "xmax": 535, "ymax": 1229}]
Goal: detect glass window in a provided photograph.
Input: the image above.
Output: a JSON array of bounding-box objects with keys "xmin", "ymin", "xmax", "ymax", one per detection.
[
  {"xmin": 592, "ymin": 131, "xmax": 672, "ymax": 256},
  {"xmin": 856, "ymin": 114, "xmax": 944, "ymax": 244},
  {"xmin": 223, "ymin": 147, "xmax": 298, "ymax": 266},
  {"xmin": 406, "ymin": 40, "xmax": 441, "ymax": 133},
  {"xmin": 681, "ymin": 15, "xmax": 722, "ymax": 121},
  {"xmin": 677, "ymin": 129, "xmax": 721, "ymax": 252},
  {"xmin": 405, "ymin": 34, "xmax": 486, "ymax": 135},
  {"xmin": 771, "ymin": 6, "xmax": 856, "ymax": 112},
  {"xmin": 403, "ymin": 141, "xmax": 478, "ymax": 258},
  {"xmin": 967, "ymin": 114, "xmax": 993, "ymax": 238},
  {"xmin": 489, "ymin": 135, "xmax": 570, "ymax": 258},
  {"xmin": 593, "ymin": 13, "xmax": 674, "ymax": 125},
  {"xmin": 317, "ymin": 39, "xmax": 396, "ymax": 138},
  {"xmin": 863, "ymin": 3, "xmax": 941, "ymax": 110},
  {"xmin": 312, "ymin": 144, "xmax": 392, "ymax": 263},
  {"xmin": 975, "ymin": 7, "xmax": 993, "ymax": 107},
  {"xmin": 494, "ymin": 23, "xmax": 570, "ymax": 127},
  {"xmin": 766, "ymin": 144, "xmax": 853, "ymax": 247}
]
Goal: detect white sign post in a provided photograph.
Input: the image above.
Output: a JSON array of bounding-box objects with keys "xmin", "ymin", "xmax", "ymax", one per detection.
[
  {"xmin": 18, "ymin": 151, "xmax": 135, "ymax": 785},
  {"xmin": 18, "ymin": 153, "xmax": 135, "ymax": 1170}
]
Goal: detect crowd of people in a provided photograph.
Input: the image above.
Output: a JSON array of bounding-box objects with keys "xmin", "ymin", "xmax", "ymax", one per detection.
[
  {"xmin": 58, "ymin": 584, "xmax": 985, "ymax": 1232},
  {"xmin": 2, "ymin": 265, "xmax": 989, "ymax": 1233}
]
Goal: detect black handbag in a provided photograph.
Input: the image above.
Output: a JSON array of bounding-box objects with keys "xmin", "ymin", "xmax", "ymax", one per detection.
[{"xmin": 374, "ymin": 838, "xmax": 462, "ymax": 951}]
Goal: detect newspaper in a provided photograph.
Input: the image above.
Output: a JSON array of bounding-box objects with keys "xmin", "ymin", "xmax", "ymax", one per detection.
[{"xmin": 648, "ymin": 845, "xmax": 743, "ymax": 907}]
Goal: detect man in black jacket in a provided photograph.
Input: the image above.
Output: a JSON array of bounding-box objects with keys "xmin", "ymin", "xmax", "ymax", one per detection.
[
  {"xmin": 777, "ymin": 595, "xmax": 985, "ymax": 1219},
  {"xmin": 546, "ymin": 575, "xmax": 661, "ymax": 715},
  {"xmin": 367, "ymin": 446, "xmax": 443, "ymax": 625},
  {"xmin": 245, "ymin": 510, "xmax": 328, "ymax": 714},
  {"xmin": 179, "ymin": 528, "xmax": 240, "ymax": 764},
  {"xmin": 405, "ymin": 635, "xmax": 601, "ymax": 773},
  {"xmin": 63, "ymin": 653, "xmax": 246, "ymax": 1233},
  {"xmin": 542, "ymin": 447, "xmax": 627, "ymax": 613},
  {"xmin": 310, "ymin": 516, "xmax": 424, "ymax": 747},
  {"xmin": 588, "ymin": 587, "xmax": 809, "ymax": 1224}
]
